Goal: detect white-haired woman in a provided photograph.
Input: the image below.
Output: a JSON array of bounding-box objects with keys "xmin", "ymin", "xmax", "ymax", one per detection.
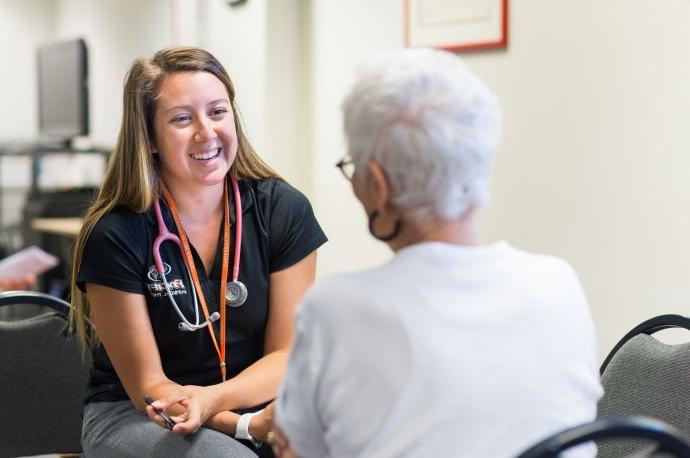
[{"xmin": 271, "ymin": 49, "xmax": 602, "ymax": 457}]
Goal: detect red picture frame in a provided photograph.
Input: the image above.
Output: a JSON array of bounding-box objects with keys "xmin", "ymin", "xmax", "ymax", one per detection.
[{"xmin": 404, "ymin": 0, "xmax": 509, "ymax": 52}]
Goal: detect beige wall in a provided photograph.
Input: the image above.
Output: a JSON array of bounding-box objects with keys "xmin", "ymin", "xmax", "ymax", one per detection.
[
  {"xmin": 469, "ymin": 0, "xmax": 690, "ymax": 356},
  {"xmin": 0, "ymin": 0, "xmax": 56, "ymax": 140},
  {"xmin": 306, "ymin": 0, "xmax": 690, "ymax": 359},
  {"xmin": 307, "ymin": 0, "xmax": 403, "ymax": 276}
]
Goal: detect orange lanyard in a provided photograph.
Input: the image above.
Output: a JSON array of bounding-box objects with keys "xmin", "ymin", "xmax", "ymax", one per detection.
[{"xmin": 162, "ymin": 179, "xmax": 231, "ymax": 382}]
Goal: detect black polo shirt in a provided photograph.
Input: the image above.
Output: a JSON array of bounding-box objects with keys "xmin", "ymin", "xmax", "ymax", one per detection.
[{"xmin": 77, "ymin": 177, "xmax": 327, "ymax": 404}]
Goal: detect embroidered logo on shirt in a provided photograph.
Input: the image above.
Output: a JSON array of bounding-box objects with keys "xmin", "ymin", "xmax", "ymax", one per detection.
[
  {"xmin": 146, "ymin": 263, "xmax": 189, "ymax": 298},
  {"xmin": 147, "ymin": 263, "xmax": 172, "ymax": 282}
]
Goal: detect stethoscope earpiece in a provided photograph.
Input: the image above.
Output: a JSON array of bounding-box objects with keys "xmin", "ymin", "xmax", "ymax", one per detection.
[{"xmin": 225, "ymin": 281, "xmax": 248, "ymax": 307}]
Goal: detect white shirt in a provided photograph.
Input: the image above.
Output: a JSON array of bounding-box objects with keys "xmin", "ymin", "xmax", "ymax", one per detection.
[{"xmin": 276, "ymin": 241, "xmax": 603, "ymax": 457}]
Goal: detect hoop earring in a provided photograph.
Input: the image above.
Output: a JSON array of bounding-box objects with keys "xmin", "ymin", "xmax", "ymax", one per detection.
[{"xmin": 368, "ymin": 210, "xmax": 401, "ymax": 242}]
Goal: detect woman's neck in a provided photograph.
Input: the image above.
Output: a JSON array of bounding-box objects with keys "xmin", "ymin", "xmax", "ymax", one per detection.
[
  {"xmin": 389, "ymin": 212, "xmax": 479, "ymax": 252},
  {"xmin": 163, "ymin": 180, "xmax": 225, "ymax": 224}
]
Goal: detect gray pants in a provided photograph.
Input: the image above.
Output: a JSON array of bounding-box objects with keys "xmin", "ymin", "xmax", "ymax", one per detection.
[{"xmin": 82, "ymin": 401, "xmax": 258, "ymax": 457}]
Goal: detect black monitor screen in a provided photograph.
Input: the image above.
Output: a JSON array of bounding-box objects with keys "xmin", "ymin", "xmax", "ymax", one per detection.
[{"xmin": 37, "ymin": 38, "xmax": 88, "ymax": 139}]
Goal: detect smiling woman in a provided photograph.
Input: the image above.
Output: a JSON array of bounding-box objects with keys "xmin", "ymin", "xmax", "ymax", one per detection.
[
  {"xmin": 69, "ymin": 47, "xmax": 327, "ymax": 458},
  {"xmin": 154, "ymin": 72, "xmax": 238, "ymax": 191}
]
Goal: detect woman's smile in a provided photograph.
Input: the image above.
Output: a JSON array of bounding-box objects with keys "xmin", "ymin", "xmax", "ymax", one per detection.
[{"xmin": 190, "ymin": 147, "xmax": 222, "ymax": 161}]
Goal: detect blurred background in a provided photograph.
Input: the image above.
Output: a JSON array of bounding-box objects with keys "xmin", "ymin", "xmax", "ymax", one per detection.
[{"xmin": 1, "ymin": 0, "xmax": 690, "ymax": 360}]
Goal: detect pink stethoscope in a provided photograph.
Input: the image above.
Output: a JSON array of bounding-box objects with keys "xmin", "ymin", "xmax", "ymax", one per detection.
[{"xmin": 152, "ymin": 177, "xmax": 247, "ymax": 332}]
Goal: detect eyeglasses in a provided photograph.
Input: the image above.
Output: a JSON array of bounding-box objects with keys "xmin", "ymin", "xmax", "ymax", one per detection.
[{"xmin": 335, "ymin": 156, "xmax": 355, "ymax": 180}]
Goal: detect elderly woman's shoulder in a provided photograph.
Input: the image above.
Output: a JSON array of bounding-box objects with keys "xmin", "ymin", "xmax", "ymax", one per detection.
[
  {"xmin": 504, "ymin": 243, "xmax": 582, "ymax": 284},
  {"xmin": 296, "ymin": 273, "xmax": 407, "ymax": 348},
  {"xmin": 299, "ymin": 268, "xmax": 386, "ymax": 317}
]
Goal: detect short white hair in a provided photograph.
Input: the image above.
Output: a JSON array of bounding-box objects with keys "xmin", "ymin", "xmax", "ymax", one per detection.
[{"xmin": 343, "ymin": 48, "xmax": 501, "ymax": 227}]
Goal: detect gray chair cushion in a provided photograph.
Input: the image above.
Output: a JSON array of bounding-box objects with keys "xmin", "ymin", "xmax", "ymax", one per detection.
[
  {"xmin": 597, "ymin": 334, "xmax": 690, "ymax": 457},
  {"xmin": 0, "ymin": 311, "xmax": 90, "ymax": 456}
]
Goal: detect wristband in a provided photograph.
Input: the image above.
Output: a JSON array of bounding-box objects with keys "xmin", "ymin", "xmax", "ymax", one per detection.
[{"xmin": 235, "ymin": 409, "xmax": 264, "ymax": 447}]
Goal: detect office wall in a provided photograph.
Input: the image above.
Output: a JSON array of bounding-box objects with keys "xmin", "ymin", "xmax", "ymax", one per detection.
[
  {"xmin": 53, "ymin": 0, "xmax": 171, "ymax": 146},
  {"xmin": 467, "ymin": 0, "xmax": 690, "ymax": 355},
  {"xmin": 265, "ymin": 0, "xmax": 310, "ymax": 186},
  {"xmin": 307, "ymin": 0, "xmax": 690, "ymax": 358},
  {"xmin": 308, "ymin": 0, "xmax": 403, "ymax": 275},
  {"xmin": 0, "ymin": 0, "xmax": 56, "ymax": 231},
  {"xmin": 0, "ymin": 0, "xmax": 56, "ymax": 140}
]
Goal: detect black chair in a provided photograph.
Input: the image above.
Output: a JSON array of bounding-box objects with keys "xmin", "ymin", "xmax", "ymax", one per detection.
[
  {"xmin": 516, "ymin": 416, "xmax": 690, "ymax": 458},
  {"xmin": 0, "ymin": 291, "xmax": 91, "ymax": 457},
  {"xmin": 597, "ymin": 314, "xmax": 690, "ymax": 457}
]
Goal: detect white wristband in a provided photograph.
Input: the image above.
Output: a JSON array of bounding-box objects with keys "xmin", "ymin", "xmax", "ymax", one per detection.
[{"xmin": 235, "ymin": 409, "xmax": 264, "ymax": 447}]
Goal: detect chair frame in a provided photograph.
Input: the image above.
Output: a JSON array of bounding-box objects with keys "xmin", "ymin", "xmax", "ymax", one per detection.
[
  {"xmin": 517, "ymin": 416, "xmax": 690, "ymax": 458},
  {"xmin": 0, "ymin": 290, "xmax": 72, "ymax": 317},
  {"xmin": 600, "ymin": 314, "xmax": 690, "ymax": 375}
]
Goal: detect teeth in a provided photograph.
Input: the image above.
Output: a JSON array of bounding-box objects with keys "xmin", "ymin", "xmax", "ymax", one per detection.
[{"xmin": 191, "ymin": 148, "xmax": 220, "ymax": 160}]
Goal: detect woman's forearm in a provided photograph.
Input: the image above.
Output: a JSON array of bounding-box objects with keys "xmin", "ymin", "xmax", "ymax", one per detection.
[
  {"xmin": 205, "ymin": 405, "xmax": 273, "ymax": 442},
  {"xmin": 205, "ymin": 409, "xmax": 241, "ymax": 435},
  {"xmin": 216, "ymin": 349, "xmax": 289, "ymax": 410}
]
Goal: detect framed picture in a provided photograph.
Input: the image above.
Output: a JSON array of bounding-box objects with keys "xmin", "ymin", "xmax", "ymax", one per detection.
[{"xmin": 405, "ymin": 0, "xmax": 508, "ymax": 52}]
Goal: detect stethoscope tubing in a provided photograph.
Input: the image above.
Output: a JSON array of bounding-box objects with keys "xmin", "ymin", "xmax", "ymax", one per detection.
[{"xmin": 152, "ymin": 177, "xmax": 244, "ymax": 332}]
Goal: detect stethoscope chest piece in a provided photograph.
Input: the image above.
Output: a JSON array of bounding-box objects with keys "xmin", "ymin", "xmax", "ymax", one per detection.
[{"xmin": 225, "ymin": 280, "xmax": 248, "ymax": 307}]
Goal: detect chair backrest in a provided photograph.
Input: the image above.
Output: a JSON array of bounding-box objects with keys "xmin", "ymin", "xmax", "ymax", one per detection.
[
  {"xmin": 600, "ymin": 314, "xmax": 690, "ymax": 374},
  {"xmin": 597, "ymin": 315, "xmax": 690, "ymax": 457},
  {"xmin": 516, "ymin": 416, "xmax": 690, "ymax": 458},
  {"xmin": 0, "ymin": 291, "xmax": 90, "ymax": 456}
]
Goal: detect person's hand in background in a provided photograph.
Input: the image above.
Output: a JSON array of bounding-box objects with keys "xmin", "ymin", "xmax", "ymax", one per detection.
[
  {"xmin": 269, "ymin": 424, "xmax": 300, "ymax": 458},
  {"xmin": 0, "ymin": 273, "xmax": 37, "ymax": 290},
  {"xmin": 243, "ymin": 403, "xmax": 300, "ymax": 457}
]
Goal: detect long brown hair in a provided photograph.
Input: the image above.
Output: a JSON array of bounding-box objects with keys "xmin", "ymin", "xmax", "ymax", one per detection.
[{"xmin": 70, "ymin": 47, "xmax": 280, "ymax": 349}]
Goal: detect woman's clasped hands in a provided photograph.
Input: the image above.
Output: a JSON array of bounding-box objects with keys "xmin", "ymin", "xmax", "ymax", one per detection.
[
  {"xmin": 145, "ymin": 385, "xmax": 277, "ymax": 443},
  {"xmin": 145, "ymin": 384, "xmax": 220, "ymax": 434}
]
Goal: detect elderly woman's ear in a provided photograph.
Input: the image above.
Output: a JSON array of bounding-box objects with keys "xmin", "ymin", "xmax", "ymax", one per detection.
[{"xmin": 365, "ymin": 161, "xmax": 392, "ymax": 212}]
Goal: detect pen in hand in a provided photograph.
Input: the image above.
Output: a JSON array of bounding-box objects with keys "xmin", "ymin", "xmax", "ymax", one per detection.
[{"xmin": 143, "ymin": 395, "xmax": 177, "ymax": 430}]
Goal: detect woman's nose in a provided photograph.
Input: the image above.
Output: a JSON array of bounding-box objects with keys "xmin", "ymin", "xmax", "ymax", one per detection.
[{"xmin": 193, "ymin": 118, "xmax": 216, "ymax": 143}]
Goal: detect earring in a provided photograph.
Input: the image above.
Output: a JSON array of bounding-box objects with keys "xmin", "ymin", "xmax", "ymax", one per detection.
[{"xmin": 368, "ymin": 210, "xmax": 401, "ymax": 242}]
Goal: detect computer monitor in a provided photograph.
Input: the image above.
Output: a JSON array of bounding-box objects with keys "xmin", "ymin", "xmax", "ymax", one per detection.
[{"xmin": 37, "ymin": 38, "xmax": 89, "ymax": 145}]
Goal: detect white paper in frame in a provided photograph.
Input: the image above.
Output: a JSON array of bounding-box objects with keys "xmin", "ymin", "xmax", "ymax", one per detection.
[{"xmin": 405, "ymin": 0, "xmax": 508, "ymax": 51}]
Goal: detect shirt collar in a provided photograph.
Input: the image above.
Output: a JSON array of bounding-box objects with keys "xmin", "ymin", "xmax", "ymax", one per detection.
[{"xmin": 145, "ymin": 178, "xmax": 255, "ymax": 227}]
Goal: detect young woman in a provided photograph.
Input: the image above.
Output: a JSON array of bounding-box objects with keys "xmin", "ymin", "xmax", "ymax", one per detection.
[{"xmin": 70, "ymin": 47, "xmax": 326, "ymax": 457}]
